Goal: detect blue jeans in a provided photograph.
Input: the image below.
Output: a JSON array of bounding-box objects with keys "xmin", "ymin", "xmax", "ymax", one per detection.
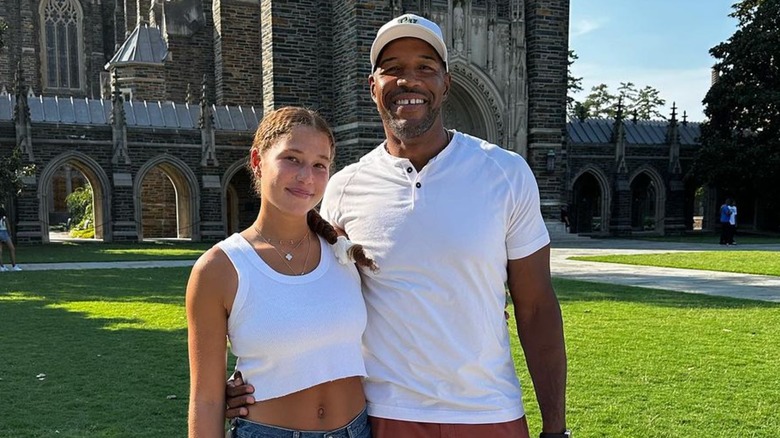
[{"xmin": 230, "ymin": 407, "xmax": 370, "ymax": 438}]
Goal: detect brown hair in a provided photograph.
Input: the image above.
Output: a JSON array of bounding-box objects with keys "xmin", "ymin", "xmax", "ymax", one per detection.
[{"xmin": 249, "ymin": 106, "xmax": 377, "ymax": 271}]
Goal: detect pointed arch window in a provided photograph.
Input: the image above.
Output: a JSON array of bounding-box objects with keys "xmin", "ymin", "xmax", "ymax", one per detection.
[{"xmin": 40, "ymin": 0, "xmax": 84, "ymax": 90}]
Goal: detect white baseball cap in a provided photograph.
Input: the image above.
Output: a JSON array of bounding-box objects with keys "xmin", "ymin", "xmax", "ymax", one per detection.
[{"xmin": 370, "ymin": 14, "xmax": 448, "ymax": 72}]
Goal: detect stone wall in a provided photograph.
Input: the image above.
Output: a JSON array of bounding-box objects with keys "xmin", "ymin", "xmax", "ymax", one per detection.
[
  {"xmin": 525, "ymin": 0, "xmax": 569, "ymax": 218},
  {"xmin": 213, "ymin": 0, "xmax": 262, "ymax": 106}
]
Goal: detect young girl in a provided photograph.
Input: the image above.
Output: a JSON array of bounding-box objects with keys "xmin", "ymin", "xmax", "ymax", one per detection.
[
  {"xmin": 0, "ymin": 207, "xmax": 21, "ymax": 271},
  {"xmin": 186, "ymin": 107, "xmax": 376, "ymax": 438}
]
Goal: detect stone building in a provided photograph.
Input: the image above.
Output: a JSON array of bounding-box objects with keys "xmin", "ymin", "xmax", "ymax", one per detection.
[
  {"xmin": 0, "ymin": 0, "xmax": 570, "ymax": 243},
  {"xmin": 565, "ymin": 106, "xmax": 703, "ymax": 236}
]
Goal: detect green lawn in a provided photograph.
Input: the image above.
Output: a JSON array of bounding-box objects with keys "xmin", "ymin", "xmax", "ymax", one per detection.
[
  {"xmin": 571, "ymin": 251, "xmax": 780, "ymax": 276},
  {"xmin": 629, "ymin": 232, "xmax": 780, "ymax": 245},
  {"xmin": 12, "ymin": 241, "xmax": 210, "ymax": 264},
  {"xmin": 1, "ymin": 270, "xmax": 778, "ymax": 437}
]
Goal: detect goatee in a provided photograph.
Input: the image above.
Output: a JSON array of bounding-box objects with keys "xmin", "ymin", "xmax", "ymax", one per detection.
[{"xmin": 380, "ymin": 106, "xmax": 441, "ymax": 140}]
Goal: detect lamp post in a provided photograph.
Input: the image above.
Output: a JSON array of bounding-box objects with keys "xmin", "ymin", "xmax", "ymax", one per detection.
[{"xmin": 546, "ymin": 149, "xmax": 556, "ymax": 173}]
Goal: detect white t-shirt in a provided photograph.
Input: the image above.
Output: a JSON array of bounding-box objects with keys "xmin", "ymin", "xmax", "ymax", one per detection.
[
  {"xmin": 321, "ymin": 131, "xmax": 550, "ymax": 423},
  {"xmin": 729, "ymin": 206, "xmax": 737, "ymax": 226}
]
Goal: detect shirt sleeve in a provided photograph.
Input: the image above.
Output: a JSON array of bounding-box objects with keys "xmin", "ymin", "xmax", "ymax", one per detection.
[
  {"xmin": 320, "ymin": 171, "xmax": 346, "ymax": 228},
  {"xmin": 505, "ymin": 156, "xmax": 550, "ymax": 260}
]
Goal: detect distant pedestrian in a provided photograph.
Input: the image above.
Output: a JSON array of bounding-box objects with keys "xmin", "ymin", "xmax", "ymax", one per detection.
[
  {"xmin": 719, "ymin": 198, "xmax": 733, "ymax": 245},
  {"xmin": 0, "ymin": 207, "xmax": 22, "ymax": 271},
  {"xmin": 728, "ymin": 200, "xmax": 737, "ymax": 245},
  {"xmin": 560, "ymin": 205, "xmax": 571, "ymax": 232}
]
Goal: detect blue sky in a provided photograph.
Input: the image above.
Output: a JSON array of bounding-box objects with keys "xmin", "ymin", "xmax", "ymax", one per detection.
[{"xmin": 569, "ymin": 0, "xmax": 739, "ymax": 121}]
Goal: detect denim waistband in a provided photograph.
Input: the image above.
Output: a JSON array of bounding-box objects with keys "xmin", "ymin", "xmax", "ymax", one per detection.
[{"xmin": 230, "ymin": 407, "xmax": 370, "ymax": 438}]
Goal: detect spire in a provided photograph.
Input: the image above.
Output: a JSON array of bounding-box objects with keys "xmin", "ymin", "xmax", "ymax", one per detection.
[
  {"xmin": 110, "ymin": 70, "xmax": 130, "ymax": 165},
  {"xmin": 198, "ymin": 74, "xmax": 211, "ymax": 129},
  {"xmin": 186, "ymin": 83, "xmax": 194, "ymax": 105},
  {"xmin": 13, "ymin": 62, "xmax": 34, "ymax": 161},
  {"xmin": 13, "ymin": 62, "xmax": 30, "ymax": 123},
  {"xmin": 667, "ymin": 102, "xmax": 681, "ymax": 174},
  {"xmin": 199, "ymin": 74, "xmax": 218, "ymax": 166},
  {"xmin": 682, "ymin": 110, "xmax": 688, "ymax": 125}
]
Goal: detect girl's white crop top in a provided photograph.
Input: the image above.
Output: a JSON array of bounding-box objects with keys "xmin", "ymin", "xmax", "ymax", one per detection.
[{"xmin": 217, "ymin": 233, "xmax": 367, "ymax": 401}]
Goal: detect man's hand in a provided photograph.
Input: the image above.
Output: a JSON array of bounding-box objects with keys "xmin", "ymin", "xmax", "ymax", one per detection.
[{"xmin": 225, "ymin": 371, "xmax": 255, "ymax": 419}]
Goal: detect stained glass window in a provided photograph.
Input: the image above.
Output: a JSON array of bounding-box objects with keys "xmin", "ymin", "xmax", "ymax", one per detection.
[{"xmin": 41, "ymin": 0, "xmax": 82, "ymax": 90}]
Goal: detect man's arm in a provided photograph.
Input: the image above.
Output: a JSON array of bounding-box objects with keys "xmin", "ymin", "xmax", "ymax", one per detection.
[{"xmin": 507, "ymin": 244, "xmax": 567, "ymax": 434}]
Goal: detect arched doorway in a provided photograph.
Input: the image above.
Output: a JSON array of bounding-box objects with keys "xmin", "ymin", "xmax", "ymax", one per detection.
[
  {"xmin": 630, "ymin": 173, "xmax": 655, "ymax": 231},
  {"xmin": 48, "ymin": 164, "xmax": 88, "ymax": 232},
  {"xmin": 443, "ymin": 81, "xmax": 488, "ymax": 140},
  {"xmin": 135, "ymin": 156, "xmax": 199, "ymax": 240},
  {"xmin": 571, "ymin": 171, "xmax": 604, "ymax": 233},
  {"xmin": 223, "ymin": 160, "xmax": 258, "ymax": 236},
  {"xmin": 630, "ymin": 171, "xmax": 664, "ymax": 232},
  {"xmin": 38, "ymin": 152, "xmax": 111, "ymax": 242}
]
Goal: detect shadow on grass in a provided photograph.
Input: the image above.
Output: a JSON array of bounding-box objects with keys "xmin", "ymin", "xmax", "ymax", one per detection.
[
  {"xmin": 552, "ymin": 278, "xmax": 780, "ymax": 310},
  {"xmin": 0, "ymin": 269, "xmax": 191, "ymax": 437}
]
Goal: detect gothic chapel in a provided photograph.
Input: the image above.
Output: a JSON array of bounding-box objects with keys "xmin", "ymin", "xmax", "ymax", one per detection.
[{"xmin": 0, "ymin": 0, "xmax": 570, "ymax": 242}]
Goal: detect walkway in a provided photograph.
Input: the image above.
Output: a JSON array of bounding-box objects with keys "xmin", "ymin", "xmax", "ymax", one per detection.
[
  {"xmin": 9, "ymin": 239, "xmax": 780, "ymax": 303},
  {"xmin": 550, "ymin": 239, "xmax": 780, "ymax": 303}
]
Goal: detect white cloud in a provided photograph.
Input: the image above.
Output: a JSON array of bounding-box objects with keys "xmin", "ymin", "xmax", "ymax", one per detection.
[
  {"xmin": 570, "ymin": 18, "xmax": 608, "ymax": 37},
  {"xmin": 571, "ymin": 64, "xmax": 714, "ymax": 121}
]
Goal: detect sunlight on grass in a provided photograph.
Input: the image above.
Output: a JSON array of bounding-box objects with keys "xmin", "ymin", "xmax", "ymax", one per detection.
[
  {"xmin": 46, "ymin": 301, "xmax": 186, "ymax": 331},
  {"xmin": 571, "ymin": 250, "xmax": 780, "ymax": 276},
  {"xmin": 99, "ymin": 248, "xmax": 206, "ymax": 257}
]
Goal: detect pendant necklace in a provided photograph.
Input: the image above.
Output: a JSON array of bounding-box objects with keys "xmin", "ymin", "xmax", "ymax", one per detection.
[
  {"xmin": 253, "ymin": 226, "xmax": 308, "ymax": 261},
  {"xmin": 257, "ymin": 230, "xmax": 312, "ymax": 275}
]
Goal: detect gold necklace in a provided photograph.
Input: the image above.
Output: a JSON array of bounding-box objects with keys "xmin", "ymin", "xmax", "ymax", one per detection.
[
  {"xmin": 253, "ymin": 226, "xmax": 308, "ymax": 261},
  {"xmin": 256, "ymin": 229, "xmax": 312, "ymax": 275}
]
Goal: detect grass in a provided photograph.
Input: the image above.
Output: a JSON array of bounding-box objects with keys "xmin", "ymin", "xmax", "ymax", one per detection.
[
  {"xmin": 571, "ymin": 251, "xmax": 780, "ymax": 276},
  {"xmin": 515, "ymin": 278, "xmax": 780, "ymax": 438},
  {"xmin": 2, "ymin": 270, "xmax": 779, "ymax": 437},
  {"xmin": 629, "ymin": 232, "xmax": 780, "ymax": 245},
  {"xmin": 11, "ymin": 241, "xmax": 210, "ymax": 264}
]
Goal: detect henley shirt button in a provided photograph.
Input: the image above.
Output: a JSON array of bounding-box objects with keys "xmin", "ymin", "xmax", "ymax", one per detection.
[
  {"xmin": 406, "ymin": 167, "xmax": 413, "ymax": 173},
  {"xmin": 415, "ymin": 182, "xmax": 422, "ymax": 188}
]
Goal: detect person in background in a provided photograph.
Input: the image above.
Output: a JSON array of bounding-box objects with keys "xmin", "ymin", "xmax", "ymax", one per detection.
[
  {"xmin": 186, "ymin": 107, "xmax": 376, "ymax": 438},
  {"xmin": 728, "ymin": 199, "xmax": 737, "ymax": 245},
  {"xmin": 0, "ymin": 207, "xmax": 22, "ymax": 272},
  {"xmin": 226, "ymin": 14, "xmax": 569, "ymax": 438},
  {"xmin": 719, "ymin": 198, "xmax": 733, "ymax": 245}
]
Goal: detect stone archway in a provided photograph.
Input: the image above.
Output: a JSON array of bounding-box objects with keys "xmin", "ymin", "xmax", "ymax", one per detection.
[
  {"xmin": 134, "ymin": 155, "xmax": 200, "ymax": 241},
  {"xmin": 222, "ymin": 158, "xmax": 258, "ymax": 235},
  {"xmin": 629, "ymin": 167, "xmax": 666, "ymax": 233},
  {"xmin": 570, "ymin": 167, "xmax": 611, "ymax": 234},
  {"xmin": 443, "ymin": 81, "xmax": 488, "ymax": 140},
  {"xmin": 37, "ymin": 151, "xmax": 112, "ymax": 242},
  {"xmin": 445, "ymin": 62, "xmax": 505, "ymax": 147}
]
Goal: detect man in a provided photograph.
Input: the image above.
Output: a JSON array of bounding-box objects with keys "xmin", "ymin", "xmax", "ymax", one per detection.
[
  {"xmin": 719, "ymin": 198, "xmax": 733, "ymax": 245},
  {"xmin": 227, "ymin": 14, "xmax": 569, "ymax": 437}
]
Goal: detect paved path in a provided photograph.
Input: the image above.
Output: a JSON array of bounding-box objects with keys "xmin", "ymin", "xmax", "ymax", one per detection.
[
  {"xmin": 8, "ymin": 239, "xmax": 780, "ymax": 303},
  {"xmin": 550, "ymin": 239, "xmax": 780, "ymax": 302}
]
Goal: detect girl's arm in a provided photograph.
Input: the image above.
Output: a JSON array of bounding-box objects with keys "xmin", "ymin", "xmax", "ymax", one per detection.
[{"xmin": 186, "ymin": 248, "xmax": 237, "ymax": 437}]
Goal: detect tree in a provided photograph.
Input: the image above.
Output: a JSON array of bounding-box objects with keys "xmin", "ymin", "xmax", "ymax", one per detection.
[
  {"xmin": 691, "ymin": 0, "xmax": 780, "ymax": 216},
  {"xmin": 617, "ymin": 82, "xmax": 638, "ymax": 105},
  {"xmin": 580, "ymin": 83, "xmax": 617, "ymax": 118},
  {"xmin": 566, "ymin": 50, "xmax": 584, "ymax": 116},
  {"xmin": 632, "ymin": 86, "xmax": 667, "ymax": 120}
]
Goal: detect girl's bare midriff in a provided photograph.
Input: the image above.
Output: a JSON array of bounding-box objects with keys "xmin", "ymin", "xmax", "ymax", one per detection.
[{"xmin": 244, "ymin": 376, "xmax": 365, "ymax": 431}]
